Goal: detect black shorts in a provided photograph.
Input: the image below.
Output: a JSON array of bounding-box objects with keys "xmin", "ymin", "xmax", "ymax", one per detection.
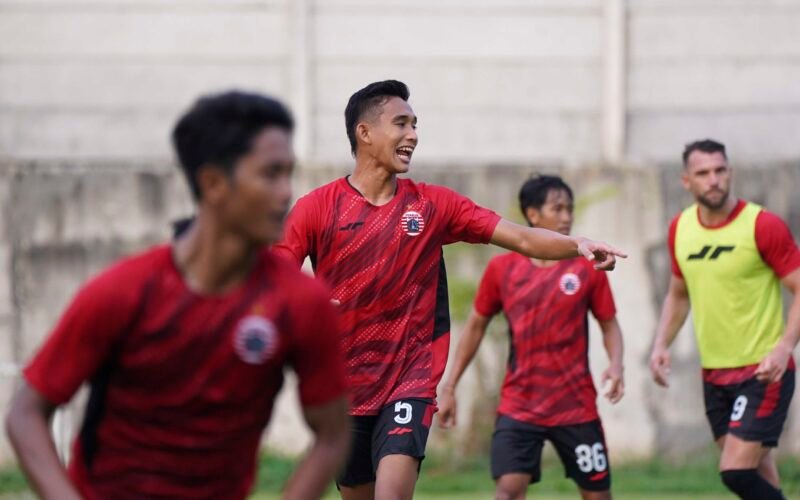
[
  {"xmin": 491, "ymin": 415, "xmax": 611, "ymax": 492},
  {"xmin": 704, "ymin": 369, "xmax": 795, "ymax": 447},
  {"xmin": 336, "ymin": 398, "xmax": 435, "ymax": 487}
]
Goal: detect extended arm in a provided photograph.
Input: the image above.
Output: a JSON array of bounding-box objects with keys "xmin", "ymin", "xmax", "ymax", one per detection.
[
  {"xmin": 438, "ymin": 309, "xmax": 493, "ymax": 428},
  {"xmin": 489, "ymin": 219, "xmax": 626, "ymax": 271},
  {"xmin": 649, "ymin": 275, "xmax": 691, "ymax": 387},
  {"xmin": 598, "ymin": 317, "xmax": 625, "ymax": 403},
  {"xmin": 282, "ymin": 397, "xmax": 350, "ymax": 500},
  {"xmin": 5, "ymin": 383, "xmax": 82, "ymax": 500}
]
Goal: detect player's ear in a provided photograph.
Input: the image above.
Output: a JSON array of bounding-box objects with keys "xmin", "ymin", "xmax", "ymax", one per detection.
[
  {"xmin": 196, "ymin": 164, "xmax": 231, "ymax": 205},
  {"xmin": 356, "ymin": 121, "xmax": 372, "ymax": 149},
  {"xmin": 525, "ymin": 206, "xmax": 540, "ymax": 227},
  {"xmin": 680, "ymin": 169, "xmax": 691, "ymax": 191}
]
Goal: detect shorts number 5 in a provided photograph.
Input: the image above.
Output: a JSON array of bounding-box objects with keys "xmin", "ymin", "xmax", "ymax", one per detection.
[{"xmin": 394, "ymin": 401, "xmax": 413, "ymax": 424}]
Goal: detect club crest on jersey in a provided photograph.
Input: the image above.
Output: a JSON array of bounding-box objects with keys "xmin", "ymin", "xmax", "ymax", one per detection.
[
  {"xmin": 559, "ymin": 273, "xmax": 581, "ymax": 296},
  {"xmin": 234, "ymin": 316, "xmax": 278, "ymax": 364},
  {"xmin": 400, "ymin": 210, "xmax": 425, "ymax": 236}
]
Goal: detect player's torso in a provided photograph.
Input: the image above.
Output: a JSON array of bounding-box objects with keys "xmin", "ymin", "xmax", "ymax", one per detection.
[
  {"xmin": 307, "ymin": 179, "xmax": 450, "ymax": 413},
  {"xmin": 496, "ymin": 255, "xmax": 598, "ymax": 426},
  {"xmin": 674, "ymin": 202, "xmax": 784, "ymax": 367},
  {"xmin": 99, "ymin": 261, "xmax": 293, "ymax": 446},
  {"xmin": 311, "ymin": 179, "xmax": 446, "ymax": 307},
  {"xmin": 73, "ymin": 252, "xmax": 300, "ymax": 498}
]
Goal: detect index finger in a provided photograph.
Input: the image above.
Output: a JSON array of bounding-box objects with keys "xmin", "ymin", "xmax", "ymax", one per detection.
[
  {"xmin": 602, "ymin": 244, "xmax": 628, "ymax": 259},
  {"xmin": 594, "ymin": 254, "xmax": 617, "ymax": 271}
]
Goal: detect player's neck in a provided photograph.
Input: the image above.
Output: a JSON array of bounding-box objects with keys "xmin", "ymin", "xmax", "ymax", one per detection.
[
  {"xmin": 172, "ymin": 213, "xmax": 259, "ymax": 294},
  {"xmin": 349, "ymin": 159, "xmax": 398, "ymax": 206},
  {"xmin": 697, "ymin": 195, "xmax": 739, "ymax": 227}
]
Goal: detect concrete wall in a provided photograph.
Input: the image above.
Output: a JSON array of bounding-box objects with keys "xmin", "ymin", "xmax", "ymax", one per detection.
[
  {"xmin": 627, "ymin": 0, "xmax": 800, "ymax": 163},
  {"xmin": 2, "ymin": 0, "xmax": 800, "ymax": 466},
  {"xmin": 4, "ymin": 0, "xmax": 799, "ymax": 165},
  {"xmin": 2, "ymin": 160, "xmax": 800, "ymax": 465}
]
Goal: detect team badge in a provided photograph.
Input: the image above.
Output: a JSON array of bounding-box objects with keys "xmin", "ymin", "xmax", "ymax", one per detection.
[
  {"xmin": 234, "ymin": 316, "xmax": 278, "ymax": 364},
  {"xmin": 400, "ymin": 210, "xmax": 425, "ymax": 236},
  {"xmin": 559, "ymin": 273, "xmax": 581, "ymax": 296}
]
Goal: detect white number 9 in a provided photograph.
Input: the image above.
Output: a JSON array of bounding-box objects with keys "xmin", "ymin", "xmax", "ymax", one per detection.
[{"xmin": 731, "ymin": 395, "xmax": 748, "ymax": 422}]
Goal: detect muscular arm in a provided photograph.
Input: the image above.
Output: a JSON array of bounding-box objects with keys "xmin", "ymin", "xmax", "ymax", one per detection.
[
  {"xmin": 649, "ymin": 275, "xmax": 691, "ymax": 387},
  {"xmin": 756, "ymin": 268, "xmax": 800, "ymax": 383},
  {"xmin": 489, "ymin": 219, "xmax": 626, "ymax": 271},
  {"xmin": 597, "ymin": 317, "xmax": 625, "ymax": 403},
  {"xmin": 282, "ymin": 396, "xmax": 350, "ymax": 500},
  {"xmin": 438, "ymin": 309, "xmax": 493, "ymax": 428},
  {"xmin": 5, "ymin": 383, "xmax": 82, "ymax": 500}
]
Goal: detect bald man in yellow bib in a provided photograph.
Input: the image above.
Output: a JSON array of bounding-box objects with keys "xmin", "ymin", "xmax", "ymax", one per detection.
[{"xmin": 649, "ymin": 139, "xmax": 800, "ymax": 500}]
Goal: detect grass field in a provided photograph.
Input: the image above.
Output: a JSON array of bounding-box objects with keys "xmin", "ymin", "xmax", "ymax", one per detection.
[{"xmin": 2, "ymin": 448, "xmax": 799, "ymax": 499}]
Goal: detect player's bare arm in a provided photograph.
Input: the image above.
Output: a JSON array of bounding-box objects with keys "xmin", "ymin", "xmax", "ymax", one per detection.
[
  {"xmin": 650, "ymin": 273, "xmax": 691, "ymax": 388},
  {"xmin": 598, "ymin": 318, "xmax": 625, "ymax": 404},
  {"xmin": 5, "ymin": 382, "xmax": 82, "ymax": 500},
  {"xmin": 756, "ymin": 267, "xmax": 800, "ymax": 384},
  {"xmin": 489, "ymin": 219, "xmax": 627, "ymax": 271},
  {"xmin": 438, "ymin": 309, "xmax": 492, "ymax": 429},
  {"xmin": 282, "ymin": 396, "xmax": 350, "ymax": 500}
]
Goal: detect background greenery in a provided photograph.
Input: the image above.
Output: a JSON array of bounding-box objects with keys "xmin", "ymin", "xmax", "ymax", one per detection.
[{"xmin": 2, "ymin": 447, "xmax": 798, "ymax": 499}]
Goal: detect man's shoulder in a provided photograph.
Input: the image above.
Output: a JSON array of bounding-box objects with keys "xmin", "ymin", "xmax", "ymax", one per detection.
[
  {"xmin": 298, "ymin": 177, "xmax": 347, "ymax": 204},
  {"xmin": 404, "ymin": 179, "xmax": 457, "ymax": 199},
  {"xmin": 79, "ymin": 245, "xmax": 170, "ymax": 305}
]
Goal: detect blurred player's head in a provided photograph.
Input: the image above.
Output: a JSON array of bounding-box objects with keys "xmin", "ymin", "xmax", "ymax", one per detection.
[
  {"xmin": 681, "ymin": 139, "xmax": 731, "ymax": 211},
  {"xmin": 172, "ymin": 91, "xmax": 295, "ymax": 244},
  {"xmin": 518, "ymin": 175, "xmax": 574, "ymax": 235},
  {"xmin": 345, "ymin": 80, "xmax": 417, "ymax": 174}
]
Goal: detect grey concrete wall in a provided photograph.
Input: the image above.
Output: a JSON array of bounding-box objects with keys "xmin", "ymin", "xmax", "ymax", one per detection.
[
  {"xmin": 3, "ymin": 0, "xmax": 800, "ymax": 164},
  {"xmin": 2, "ymin": 160, "xmax": 799, "ymax": 464},
  {"xmin": 2, "ymin": 0, "xmax": 800, "ymax": 466},
  {"xmin": 627, "ymin": 0, "xmax": 800, "ymax": 163}
]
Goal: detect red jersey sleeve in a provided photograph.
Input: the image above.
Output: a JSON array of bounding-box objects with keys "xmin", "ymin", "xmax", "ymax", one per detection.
[
  {"xmin": 23, "ymin": 264, "xmax": 140, "ymax": 406},
  {"xmin": 588, "ymin": 267, "xmax": 617, "ymax": 322},
  {"xmin": 755, "ymin": 210, "xmax": 800, "ymax": 278},
  {"xmin": 474, "ymin": 256, "xmax": 504, "ymax": 318},
  {"xmin": 667, "ymin": 214, "xmax": 682, "ymax": 278},
  {"xmin": 288, "ymin": 278, "xmax": 348, "ymax": 407},
  {"xmin": 433, "ymin": 185, "xmax": 501, "ymax": 244},
  {"xmin": 272, "ymin": 194, "xmax": 318, "ymax": 268}
]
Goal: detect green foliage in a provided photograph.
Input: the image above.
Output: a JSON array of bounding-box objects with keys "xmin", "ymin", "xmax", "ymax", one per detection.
[
  {"xmin": 0, "ymin": 465, "xmax": 27, "ymax": 494},
  {"xmin": 2, "ymin": 449, "xmax": 798, "ymax": 497}
]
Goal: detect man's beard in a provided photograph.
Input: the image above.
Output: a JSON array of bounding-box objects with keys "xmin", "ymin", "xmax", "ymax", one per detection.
[{"xmin": 697, "ymin": 189, "xmax": 729, "ymax": 210}]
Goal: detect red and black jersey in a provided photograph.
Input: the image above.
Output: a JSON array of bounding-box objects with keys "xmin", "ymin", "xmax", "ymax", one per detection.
[
  {"xmin": 273, "ymin": 177, "xmax": 501, "ymax": 415},
  {"xmin": 24, "ymin": 246, "xmax": 346, "ymax": 500},
  {"xmin": 475, "ymin": 253, "xmax": 616, "ymax": 427}
]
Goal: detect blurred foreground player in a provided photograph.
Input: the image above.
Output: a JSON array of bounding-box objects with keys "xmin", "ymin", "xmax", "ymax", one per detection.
[
  {"xmin": 650, "ymin": 139, "xmax": 800, "ymax": 500},
  {"xmin": 439, "ymin": 175, "xmax": 624, "ymax": 500},
  {"xmin": 273, "ymin": 80, "xmax": 626, "ymax": 500},
  {"xmin": 5, "ymin": 91, "xmax": 350, "ymax": 500}
]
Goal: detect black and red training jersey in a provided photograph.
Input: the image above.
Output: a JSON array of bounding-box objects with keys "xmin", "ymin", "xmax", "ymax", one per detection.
[{"xmin": 273, "ymin": 177, "xmax": 501, "ymax": 415}]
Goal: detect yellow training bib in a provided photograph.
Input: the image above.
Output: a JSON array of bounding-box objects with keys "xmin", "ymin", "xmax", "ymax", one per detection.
[{"xmin": 674, "ymin": 202, "xmax": 784, "ymax": 368}]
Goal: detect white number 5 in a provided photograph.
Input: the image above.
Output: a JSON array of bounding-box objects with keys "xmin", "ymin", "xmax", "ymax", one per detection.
[{"xmin": 394, "ymin": 401, "xmax": 412, "ymax": 424}]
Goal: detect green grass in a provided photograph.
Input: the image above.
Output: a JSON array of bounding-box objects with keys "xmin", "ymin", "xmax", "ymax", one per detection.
[{"xmin": 2, "ymin": 449, "xmax": 799, "ymax": 499}]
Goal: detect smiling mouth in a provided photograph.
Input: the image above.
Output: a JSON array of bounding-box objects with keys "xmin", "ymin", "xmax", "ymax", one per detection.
[{"xmin": 396, "ymin": 146, "xmax": 414, "ymax": 162}]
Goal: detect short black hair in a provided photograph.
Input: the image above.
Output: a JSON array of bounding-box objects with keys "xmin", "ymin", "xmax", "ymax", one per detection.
[
  {"xmin": 344, "ymin": 80, "xmax": 410, "ymax": 156},
  {"xmin": 682, "ymin": 139, "xmax": 726, "ymax": 166},
  {"xmin": 172, "ymin": 90, "xmax": 294, "ymax": 200},
  {"xmin": 519, "ymin": 175, "xmax": 574, "ymax": 222}
]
